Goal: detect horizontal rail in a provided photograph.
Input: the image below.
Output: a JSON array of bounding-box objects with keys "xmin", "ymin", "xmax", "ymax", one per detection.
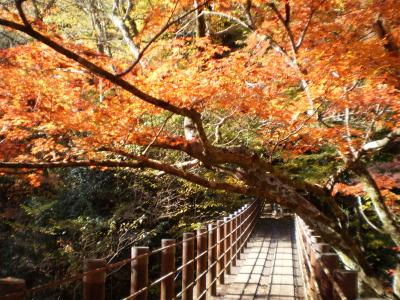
[
  {"xmin": 125, "ymin": 200, "xmax": 263, "ymax": 300},
  {"xmin": 295, "ymin": 215, "xmax": 360, "ymax": 300},
  {"xmin": 0, "ymin": 200, "xmax": 263, "ymax": 300}
]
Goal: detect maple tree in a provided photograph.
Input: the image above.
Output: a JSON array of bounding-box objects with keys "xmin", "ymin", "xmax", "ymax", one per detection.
[{"xmin": 0, "ymin": 0, "xmax": 399, "ymax": 297}]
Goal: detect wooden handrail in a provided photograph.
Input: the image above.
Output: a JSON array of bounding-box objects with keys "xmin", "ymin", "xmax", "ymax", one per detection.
[
  {"xmin": 294, "ymin": 215, "xmax": 381, "ymax": 300},
  {"xmin": 0, "ymin": 200, "xmax": 263, "ymax": 300}
]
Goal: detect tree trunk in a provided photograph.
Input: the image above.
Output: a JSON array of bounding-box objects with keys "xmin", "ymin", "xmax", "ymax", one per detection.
[
  {"xmin": 110, "ymin": 14, "xmax": 140, "ymax": 59},
  {"xmin": 394, "ymin": 265, "xmax": 400, "ymax": 298},
  {"xmin": 357, "ymin": 167, "xmax": 400, "ymax": 247},
  {"xmin": 194, "ymin": 0, "xmax": 207, "ymax": 38},
  {"xmin": 243, "ymin": 0, "xmax": 255, "ymax": 29}
]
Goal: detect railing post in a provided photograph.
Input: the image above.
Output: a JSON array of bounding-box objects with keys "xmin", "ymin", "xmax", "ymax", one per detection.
[
  {"xmin": 250, "ymin": 202, "xmax": 255, "ymax": 227},
  {"xmin": 0, "ymin": 278, "xmax": 26, "ymax": 300},
  {"xmin": 309, "ymin": 234, "xmax": 325, "ymax": 296},
  {"xmin": 224, "ymin": 216, "xmax": 232, "ymax": 275},
  {"xmin": 243, "ymin": 204, "xmax": 249, "ymax": 249},
  {"xmin": 300, "ymin": 224, "xmax": 309, "ymax": 254},
  {"xmin": 160, "ymin": 239, "xmax": 176, "ymax": 300},
  {"xmin": 216, "ymin": 219, "xmax": 225, "ymax": 284},
  {"xmin": 182, "ymin": 233, "xmax": 195, "ymax": 300},
  {"xmin": 131, "ymin": 247, "xmax": 149, "ymax": 300},
  {"xmin": 333, "ymin": 270, "xmax": 358, "ymax": 300},
  {"xmin": 305, "ymin": 231, "xmax": 315, "ymax": 256},
  {"xmin": 83, "ymin": 259, "xmax": 106, "ymax": 300},
  {"xmin": 249, "ymin": 202, "xmax": 256, "ymax": 233},
  {"xmin": 238, "ymin": 208, "xmax": 243, "ymax": 258},
  {"xmin": 318, "ymin": 253, "xmax": 340, "ymax": 300},
  {"xmin": 248, "ymin": 202, "xmax": 254, "ymax": 233},
  {"xmin": 196, "ymin": 227, "xmax": 207, "ymax": 300},
  {"xmin": 207, "ymin": 223, "xmax": 217, "ymax": 297},
  {"xmin": 230, "ymin": 213, "xmax": 237, "ymax": 267}
]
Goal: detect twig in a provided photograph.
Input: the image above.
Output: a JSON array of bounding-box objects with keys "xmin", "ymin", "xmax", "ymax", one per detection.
[
  {"xmin": 213, "ymin": 111, "xmax": 236, "ymax": 144},
  {"xmin": 270, "ymin": 104, "xmax": 321, "ymax": 156},
  {"xmin": 268, "ymin": 2, "xmax": 296, "ymax": 53},
  {"xmin": 295, "ymin": 4, "xmax": 322, "ymax": 50},
  {"xmin": 198, "ymin": 10, "xmax": 253, "ymax": 31},
  {"xmin": 356, "ymin": 196, "xmax": 385, "ymax": 234},
  {"xmin": 116, "ymin": 0, "xmax": 211, "ymax": 77},
  {"xmin": 344, "ymin": 106, "xmax": 357, "ymax": 157},
  {"xmin": 142, "ymin": 113, "xmax": 173, "ymax": 155}
]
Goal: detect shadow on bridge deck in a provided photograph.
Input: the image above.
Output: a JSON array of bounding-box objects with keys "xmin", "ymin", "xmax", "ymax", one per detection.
[{"xmin": 213, "ymin": 212, "xmax": 304, "ymax": 300}]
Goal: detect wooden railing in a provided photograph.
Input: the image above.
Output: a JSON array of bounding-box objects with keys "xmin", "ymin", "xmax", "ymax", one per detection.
[
  {"xmin": 0, "ymin": 200, "xmax": 264, "ymax": 300},
  {"xmin": 295, "ymin": 215, "xmax": 383, "ymax": 300}
]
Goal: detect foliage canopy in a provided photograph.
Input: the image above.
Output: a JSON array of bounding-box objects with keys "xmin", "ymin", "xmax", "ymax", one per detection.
[{"xmin": 0, "ymin": 0, "xmax": 399, "ymax": 297}]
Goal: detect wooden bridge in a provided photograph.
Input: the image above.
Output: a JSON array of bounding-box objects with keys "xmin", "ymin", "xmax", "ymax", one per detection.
[
  {"xmin": 213, "ymin": 214, "xmax": 304, "ymax": 300},
  {"xmin": 0, "ymin": 201, "xmax": 380, "ymax": 300}
]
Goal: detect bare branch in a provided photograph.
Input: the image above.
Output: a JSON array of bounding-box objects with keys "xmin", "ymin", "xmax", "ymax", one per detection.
[
  {"xmin": 344, "ymin": 107, "xmax": 357, "ymax": 157},
  {"xmin": 295, "ymin": 1, "xmax": 325, "ymax": 50},
  {"xmin": 326, "ymin": 127, "xmax": 400, "ymax": 190},
  {"xmin": 199, "ymin": 10, "xmax": 253, "ymax": 31},
  {"xmin": 362, "ymin": 127, "xmax": 400, "ymax": 151},
  {"xmin": 270, "ymin": 105, "xmax": 320, "ymax": 157},
  {"xmin": 116, "ymin": 0, "xmax": 211, "ymax": 77},
  {"xmin": 242, "ymin": 0, "xmax": 255, "ymax": 30},
  {"xmin": 295, "ymin": 9, "xmax": 315, "ymax": 49},
  {"xmin": 110, "ymin": 0, "xmax": 143, "ymax": 65},
  {"xmin": 356, "ymin": 196, "xmax": 385, "ymax": 234},
  {"xmin": 142, "ymin": 113, "xmax": 173, "ymax": 155},
  {"xmin": 212, "ymin": 24, "xmax": 240, "ymax": 37},
  {"xmin": 123, "ymin": 0, "xmax": 133, "ymax": 21},
  {"xmin": 213, "ymin": 111, "xmax": 235, "ymax": 144},
  {"xmin": 284, "ymin": 2, "xmax": 290, "ymax": 26},
  {"xmin": 0, "ymin": 159, "xmax": 249, "ymax": 194},
  {"xmin": 15, "ymin": 0, "xmax": 31, "ymax": 27},
  {"xmin": 268, "ymin": 2, "xmax": 296, "ymax": 53}
]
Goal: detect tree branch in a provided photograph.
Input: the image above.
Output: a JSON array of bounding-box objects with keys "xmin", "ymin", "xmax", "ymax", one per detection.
[
  {"xmin": 362, "ymin": 127, "xmax": 400, "ymax": 151},
  {"xmin": 355, "ymin": 166, "xmax": 400, "ymax": 246},
  {"xmin": 326, "ymin": 127, "xmax": 400, "ymax": 190},
  {"xmin": 0, "ymin": 160, "xmax": 249, "ymax": 194},
  {"xmin": 0, "ymin": 17, "xmax": 203, "ymax": 123},
  {"xmin": 110, "ymin": 0, "xmax": 143, "ymax": 66},
  {"xmin": 116, "ymin": 0, "xmax": 211, "ymax": 77},
  {"xmin": 15, "ymin": 0, "xmax": 31, "ymax": 28},
  {"xmin": 356, "ymin": 196, "xmax": 385, "ymax": 234},
  {"xmin": 295, "ymin": 8, "xmax": 316, "ymax": 49},
  {"xmin": 268, "ymin": 2, "xmax": 296, "ymax": 53},
  {"xmin": 142, "ymin": 113, "xmax": 173, "ymax": 155},
  {"xmin": 199, "ymin": 11, "xmax": 253, "ymax": 31},
  {"xmin": 242, "ymin": 0, "xmax": 255, "ymax": 30},
  {"xmin": 295, "ymin": 1, "xmax": 325, "ymax": 50}
]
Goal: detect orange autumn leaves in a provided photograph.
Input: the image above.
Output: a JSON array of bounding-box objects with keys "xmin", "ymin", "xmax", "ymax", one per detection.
[
  {"xmin": 0, "ymin": 0, "xmax": 399, "ymax": 178},
  {"xmin": 0, "ymin": 42, "xmax": 168, "ymax": 165}
]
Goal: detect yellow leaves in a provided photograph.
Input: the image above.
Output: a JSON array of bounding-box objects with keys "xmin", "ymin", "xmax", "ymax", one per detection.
[
  {"xmin": 27, "ymin": 173, "xmax": 43, "ymax": 187},
  {"xmin": 0, "ymin": 9, "xmax": 21, "ymax": 23},
  {"xmin": 30, "ymin": 138, "xmax": 66, "ymax": 157}
]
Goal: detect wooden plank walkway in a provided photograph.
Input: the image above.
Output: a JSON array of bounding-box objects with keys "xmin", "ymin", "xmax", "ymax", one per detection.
[{"xmin": 213, "ymin": 214, "xmax": 304, "ymax": 300}]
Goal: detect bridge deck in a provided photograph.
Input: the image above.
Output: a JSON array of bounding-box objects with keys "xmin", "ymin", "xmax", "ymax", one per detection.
[{"xmin": 213, "ymin": 215, "xmax": 304, "ymax": 300}]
